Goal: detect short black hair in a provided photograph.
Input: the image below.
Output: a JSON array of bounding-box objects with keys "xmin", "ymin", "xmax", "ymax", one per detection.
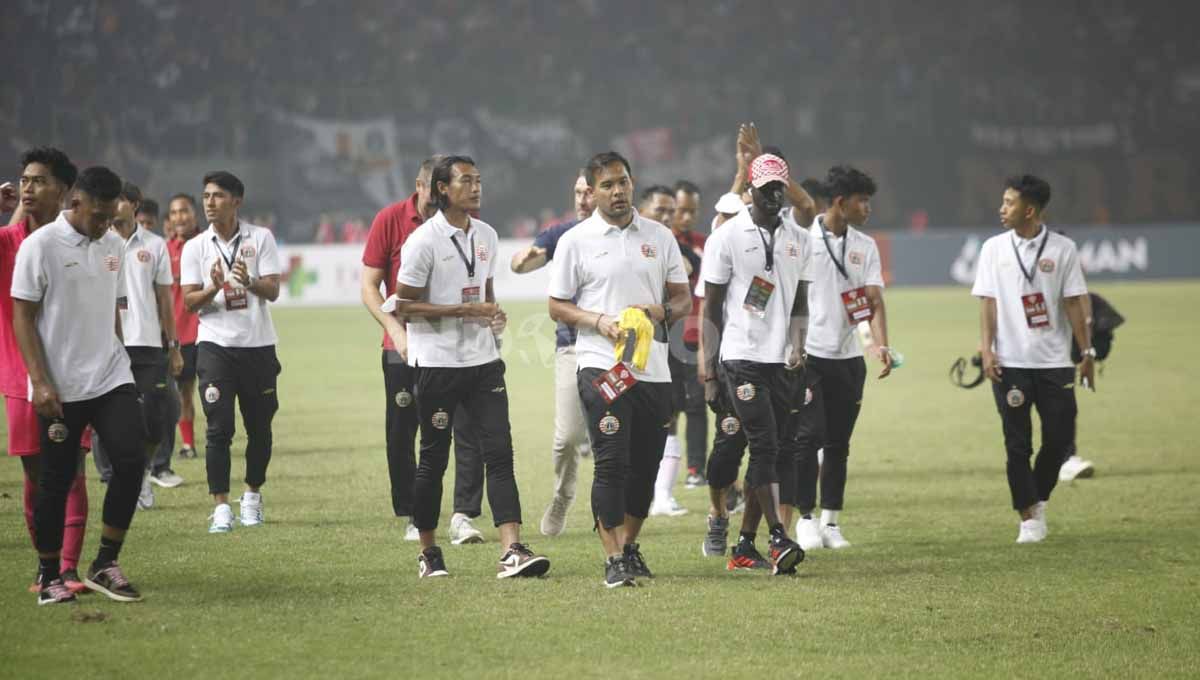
[
  {"xmin": 826, "ymin": 165, "xmax": 876, "ymax": 200},
  {"xmin": 762, "ymin": 145, "xmax": 788, "ymax": 163},
  {"xmin": 137, "ymin": 198, "xmax": 159, "ymax": 218},
  {"xmin": 121, "ymin": 181, "xmax": 143, "ymax": 207},
  {"xmin": 169, "ymin": 192, "xmax": 197, "ymax": 209},
  {"xmin": 800, "ymin": 178, "xmax": 829, "ymax": 200},
  {"xmin": 430, "ymin": 155, "xmax": 476, "ymax": 210},
  {"xmin": 585, "ymin": 151, "xmax": 632, "ymax": 188},
  {"xmin": 673, "ymin": 180, "xmax": 700, "ymax": 196},
  {"xmin": 1005, "ymin": 174, "xmax": 1052, "ymax": 211},
  {"xmin": 639, "ymin": 185, "xmax": 673, "ymax": 205},
  {"xmin": 75, "ymin": 167, "xmax": 123, "ymax": 201},
  {"xmin": 20, "ymin": 147, "xmax": 77, "ymax": 189},
  {"xmin": 202, "ymin": 170, "xmax": 245, "ymax": 198}
]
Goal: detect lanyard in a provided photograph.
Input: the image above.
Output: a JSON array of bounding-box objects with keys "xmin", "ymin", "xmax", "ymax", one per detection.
[
  {"xmin": 821, "ymin": 223, "xmax": 850, "ymax": 280},
  {"xmin": 754, "ymin": 223, "xmax": 776, "ymax": 273},
  {"xmin": 214, "ymin": 232, "xmax": 242, "ymax": 270},
  {"xmin": 1010, "ymin": 228, "xmax": 1048, "ymax": 284},
  {"xmin": 450, "ymin": 231, "xmax": 476, "ymax": 278}
]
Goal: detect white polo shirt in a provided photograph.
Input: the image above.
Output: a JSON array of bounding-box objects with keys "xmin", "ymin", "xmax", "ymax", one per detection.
[
  {"xmin": 10, "ymin": 212, "xmax": 134, "ymax": 402},
  {"xmin": 116, "ymin": 227, "xmax": 173, "ymax": 348},
  {"xmin": 397, "ymin": 211, "xmax": 500, "ymax": 368},
  {"xmin": 701, "ymin": 210, "xmax": 812, "ymax": 364},
  {"xmin": 180, "ymin": 222, "xmax": 281, "ymax": 348},
  {"xmin": 548, "ymin": 210, "xmax": 688, "ymax": 383},
  {"xmin": 804, "ymin": 216, "xmax": 885, "ymax": 360},
  {"xmin": 971, "ymin": 226, "xmax": 1087, "ymax": 368}
]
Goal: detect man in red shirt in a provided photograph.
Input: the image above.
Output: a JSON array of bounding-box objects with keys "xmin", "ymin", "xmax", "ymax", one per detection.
[
  {"xmin": 669, "ymin": 180, "xmax": 710, "ymax": 490},
  {"xmin": 1, "ymin": 147, "xmax": 92, "ymax": 593},
  {"xmin": 165, "ymin": 193, "xmax": 202, "ymax": 461},
  {"xmin": 360, "ymin": 157, "xmax": 486, "ymax": 545}
]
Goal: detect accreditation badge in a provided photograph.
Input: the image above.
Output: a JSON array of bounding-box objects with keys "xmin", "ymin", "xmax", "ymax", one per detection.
[
  {"xmin": 1022, "ymin": 293, "xmax": 1050, "ymax": 329},
  {"xmin": 841, "ymin": 286, "xmax": 873, "ymax": 324},
  {"xmin": 117, "ymin": 296, "xmax": 129, "ymax": 311},
  {"xmin": 592, "ymin": 362, "xmax": 638, "ymax": 405},
  {"xmin": 742, "ymin": 276, "xmax": 775, "ymax": 318},
  {"xmin": 223, "ymin": 282, "xmax": 248, "ymax": 311}
]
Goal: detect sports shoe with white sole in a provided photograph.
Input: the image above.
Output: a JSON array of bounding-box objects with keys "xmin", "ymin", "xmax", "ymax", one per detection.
[
  {"xmin": 702, "ymin": 515, "xmax": 729, "ymax": 556},
  {"xmin": 795, "ymin": 515, "xmax": 824, "ymax": 551},
  {"xmin": 496, "ymin": 542, "xmax": 551, "ymax": 579},
  {"xmin": 37, "ymin": 578, "xmax": 77, "ymax": 606},
  {"xmin": 1016, "ymin": 518, "xmax": 1046, "ymax": 543},
  {"xmin": 449, "ymin": 513, "xmax": 485, "ymax": 544},
  {"xmin": 137, "ymin": 472, "xmax": 155, "ymax": 510},
  {"xmin": 150, "ymin": 468, "xmax": 184, "ymax": 488},
  {"xmin": 820, "ymin": 524, "xmax": 851, "ymax": 549},
  {"xmin": 540, "ymin": 495, "xmax": 572, "ymax": 537},
  {"xmin": 768, "ymin": 535, "xmax": 805, "ymax": 576},
  {"xmin": 604, "ymin": 555, "xmax": 636, "ymax": 588},
  {"xmin": 209, "ymin": 503, "xmax": 235, "ymax": 533},
  {"xmin": 418, "ymin": 546, "xmax": 449, "ymax": 578},
  {"xmin": 239, "ymin": 491, "xmax": 264, "ymax": 526},
  {"xmin": 623, "ymin": 543, "xmax": 654, "ymax": 579},
  {"xmin": 1058, "ymin": 455, "xmax": 1095, "ymax": 481},
  {"xmin": 650, "ymin": 496, "xmax": 688, "ymax": 517},
  {"xmin": 84, "ymin": 562, "xmax": 142, "ymax": 602}
]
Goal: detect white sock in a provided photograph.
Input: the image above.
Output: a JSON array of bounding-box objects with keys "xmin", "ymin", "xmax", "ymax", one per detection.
[
  {"xmin": 655, "ymin": 436, "xmax": 681, "ymax": 501},
  {"xmin": 820, "ymin": 509, "xmax": 839, "ymax": 526}
]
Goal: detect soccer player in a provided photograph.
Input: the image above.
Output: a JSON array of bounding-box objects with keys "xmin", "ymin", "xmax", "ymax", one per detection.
[
  {"xmin": 135, "ymin": 198, "xmax": 160, "ymax": 234},
  {"xmin": 92, "ymin": 182, "xmax": 184, "ymax": 506},
  {"xmin": 509, "ymin": 170, "xmax": 595, "ymax": 537},
  {"xmin": 548, "ymin": 151, "xmax": 692, "ymax": 587},
  {"xmin": 698, "ymin": 154, "xmax": 810, "ymax": 575},
  {"xmin": 181, "ymin": 171, "xmax": 283, "ymax": 533},
  {"xmin": 670, "ymin": 180, "xmax": 710, "ymax": 490},
  {"xmin": 13, "ymin": 165, "xmax": 148, "ymax": 604},
  {"xmin": 362, "ymin": 156, "xmax": 490, "ymax": 545},
  {"xmin": 972, "ymin": 175, "xmax": 1093, "ymax": 543},
  {"xmin": 793, "ymin": 165, "xmax": 891, "ymax": 551},
  {"xmin": 393, "ymin": 156, "xmax": 549, "ymax": 579},
  {"xmin": 1, "ymin": 148, "xmax": 93, "ymax": 595},
  {"xmin": 166, "ymin": 193, "xmax": 202, "ymax": 461}
]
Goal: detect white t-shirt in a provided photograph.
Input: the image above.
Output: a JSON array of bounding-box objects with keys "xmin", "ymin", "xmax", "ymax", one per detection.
[
  {"xmin": 971, "ymin": 226, "xmax": 1088, "ymax": 368},
  {"xmin": 180, "ymin": 222, "xmax": 281, "ymax": 348},
  {"xmin": 10, "ymin": 212, "xmax": 134, "ymax": 402},
  {"xmin": 116, "ymin": 227, "xmax": 173, "ymax": 348},
  {"xmin": 397, "ymin": 211, "xmax": 500, "ymax": 368},
  {"xmin": 701, "ymin": 210, "xmax": 812, "ymax": 363},
  {"xmin": 548, "ymin": 210, "xmax": 688, "ymax": 383},
  {"xmin": 804, "ymin": 217, "xmax": 885, "ymax": 360}
]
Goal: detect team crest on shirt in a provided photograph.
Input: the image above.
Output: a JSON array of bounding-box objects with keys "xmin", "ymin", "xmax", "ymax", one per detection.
[
  {"xmin": 735, "ymin": 383, "xmax": 756, "ymax": 401},
  {"xmin": 598, "ymin": 414, "xmax": 620, "ymax": 435},
  {"xmin": 104, "ymin": 255, "xmax": 120, "ymax": 271},
  {"xmin": 47, "ymin": 422, "xmax": 68, "ymax": 443},
  {"xmin": 475, "ymin": 244, "xmax": 489, "ymax": 262},
  {"xmin": 136, "ymin": 249, "xmax": 151, "ymax": 263},
  {"xmin": 394, "ymin": 390, "xmax": 413, "ymax": 408},
  {"xmin": 240, "ymin": 245, "xmax": 256, "ymax": 259},
  {"xmin": 431, "ymin": 409, "xmax": 450, "ymax": 429},
  {"xmin": 848, "ymin": 251, "xmax": 864, "ymax": 266},
  {"xmin": 720, "ymin": 416, "xmax": 740, "ymax": 435},
  {"xmin": 1006, "ymin": 387, "xmax": 1025, "ymax": 408},
  {"xmin": 1038, "ymin": 258, "xmax": 1055, "ymax": 273},
  {"xmin": 785, "ymin": 241, "xmax": 800, "ymax": 257},
  {"xmin": 640, "ymin": 243, "xmax": 657, "ymax": 259},
  {"xmin": 204, "ymin": 384, "xmax": 221, "ymax": 404}
]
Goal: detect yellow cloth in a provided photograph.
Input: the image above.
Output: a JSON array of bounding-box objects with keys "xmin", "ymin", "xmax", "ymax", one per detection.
[{"xmin": 614, "ymin": 307, "xmax": 654, "ymax": 370}]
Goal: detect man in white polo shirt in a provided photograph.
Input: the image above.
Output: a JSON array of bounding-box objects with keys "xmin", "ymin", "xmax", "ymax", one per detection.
[
  {"xmin": 972, "ymin": 174, "xmax": 1093, "ymax": 544},
  {"xmin": 699, "ymin": 153, "xmax": 810, "ymax": 576},
  {"xmin": 793, "ymin": 165, "xmax": 892, "ymax": 552},
  {"xmin": 393, "ymin": 155, "xmax": 550, "ymax": 580},
  {"xmin": 548, "ymin": 151, "xmax": 692, "ymax": 588},
  {"xmin": 12, "ymin": 166, "xmax": 149, "ymax": 605},
  {"xmin": 181, "ymin": 171, "xmax": 282, "ymax": 534},
  {"xmin": 93, "ymin": 182, "xmax": 185, "ymax": 507}
]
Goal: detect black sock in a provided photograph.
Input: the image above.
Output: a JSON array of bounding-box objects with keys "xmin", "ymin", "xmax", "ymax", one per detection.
[
  {"xmin": 769, "ymin": 523, "xmax": 786, "ymax": 539},
  {"xmin": 94, "ymin": 535, "xmax": 123, "ymax": 569},
  {"xmin": 738, "ymin": 531, "xmax": 755, "ymax": 545},
  {"xmin": 39, "ymin": 557, "xmax": 60, "ymax": 584}
]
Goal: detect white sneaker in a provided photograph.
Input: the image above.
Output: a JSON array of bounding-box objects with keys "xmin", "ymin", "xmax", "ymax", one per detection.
[
  {"xmin": 1016, "ymin": 518, "xmax": 1046, "ymax": 543},
  {"xmin": 449, "ymin": 513, "xmax": 484, "ymax": 545},
  {"xmin": 540, "ymin": 495, "xmax": 572, "ymax": 537},
  {"xmin": 239, "ymin": 491, "xmax": 264, "ymax": 527},
  {"xmin": 150, "ymin": 468, "xmax": 184, "ymax": 488},
  {"xmin": 399, "ymin": 517, "xmax": 419, "ymax": 542},
  {"xmin": 649, "ymin": 496, "xmax": 688, "ymax": 517},
  {"xmin": 137, "ymin": 472, "xmax": 155, "ymax": 510},
  {"xmin": 1058, "ymin": 455, "xmax": 1095, "ymax": 481},
  {"xmin": 820, "ymin": 524, "xmax": 851, "ymax": 549},
  {"xmin": 209, "ymin": 503, "xmax": 235, "ymax": 533},
  {"xmin": 795, "ymin": 516, "xmax": 823, "ymax": 551}
]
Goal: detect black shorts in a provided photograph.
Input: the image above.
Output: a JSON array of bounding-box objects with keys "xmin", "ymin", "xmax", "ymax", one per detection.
[{"xmin": 178, "ymin": 343, "xmax": 198, "ymax": 383}]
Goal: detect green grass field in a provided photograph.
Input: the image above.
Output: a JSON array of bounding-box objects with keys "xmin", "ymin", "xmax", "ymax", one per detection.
[{"xmin": 2, "ymin": 281, "xmax": 1197, "ymax": 679}]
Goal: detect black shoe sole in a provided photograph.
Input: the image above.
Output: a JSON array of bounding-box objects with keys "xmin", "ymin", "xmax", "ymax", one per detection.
[
  {"xmin": 771, "ymin": 545, "xmax": 804, "ymax": 575},
  {"xmin": 82, "ymin": 577, "xmax": 142, "ymax": 603},
  {"xmin": 498, "ymin": 556, "xmax": 551, "ymax": 579}
]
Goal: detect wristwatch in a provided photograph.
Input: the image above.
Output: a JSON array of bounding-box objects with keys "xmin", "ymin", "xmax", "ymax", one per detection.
[{"xmin": 1081, "ymin": 347, "xmax": 1097, "ymax": 358}]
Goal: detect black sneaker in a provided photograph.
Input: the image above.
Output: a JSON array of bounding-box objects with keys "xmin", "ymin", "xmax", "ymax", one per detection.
[
  {"xmin": 623, "ymin": 543, "xmax": 653, "ymax": 579},
  {"xmin": 418, "ymin": 546, "xmax": 449, "ymax": 578},
  {"xmin": 84, "ymin": 562, "xmax": 142, "ymax": 602},
  {"xmin": 768, "ymin": 535, "xmax": 805, "ymax": 575},
  {"xmin": 604, "ymin": 555, "xmax": 636, "ymax": 589},
  {"xmin": 37, "ymin": 577, "xmax": 77, "ymax": 606},
  {"xmin": 497, "ymin": 542, "xmax": 551, "ymax": 579},
  {"xmin": 726, "ymin": 541, "xmax": 769, "ymax": 571}
]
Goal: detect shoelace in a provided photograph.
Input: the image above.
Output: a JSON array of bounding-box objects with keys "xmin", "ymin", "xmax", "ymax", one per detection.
[
  {"xmin": 100, "ymin": 564, "xmax": 130, "ymax": 588},
  {"xmin": 45, "ymin": 580, "xmax": 73, "ymax": 599}
]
